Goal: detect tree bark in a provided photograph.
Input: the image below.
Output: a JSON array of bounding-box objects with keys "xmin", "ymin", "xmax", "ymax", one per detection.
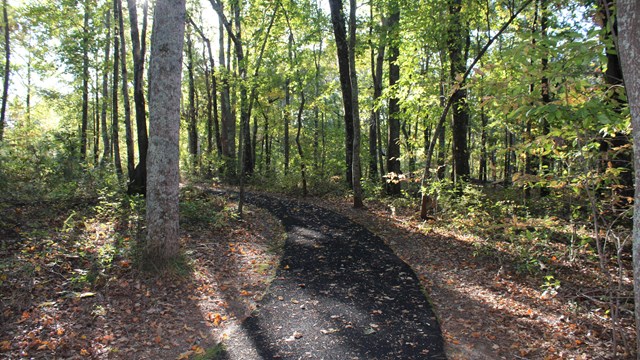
[
  {"xmin": 616, "ymin": 1, "xmax": 640, "ymax": 356},
  {"xmin": 296, "ymin": 91, "xmax": 308, "ymax": 196},
  {"xmin": 348, "ymin": 0, "xmax": 363, "ymax": 207},
  {"xmin": 217, "ymin": 13, "xmax": 235, "ymax": 178},
  {"xmin": 80, "ymin": 0, "xmax": 90, "ymax": 160},
  {"xmin": 126, "ymin": 0, "xmax": 149, "ymax": 195},
  {"xmin": 284, "ymin": 46, "xmax": 291, "ymax": 175},
  {"xmin": 369, "ymin": 9, "xmax": 386, "ymax": 181},
  {"xmin": 386, "ymin": 0, "xmax": 401, "ymax": 195},
  {"xmin": 437, "ymin": 83, "xmax": 446, "ymax": 180},
  {"xmin": 600, "ymin": 0, "xmax": 633, "ymax": 203},
  {"xmin": 539, "ymin": 0, "xmax": 551, "ymax": 197},
  {"xmin": 328, "ymin": 0, "xmax": 354, "ymax": 188},
  {"xmin": 145, "ymin": 0, "xmax": 186, "ymax": 268},
  {"xmin": 112, "ymin": 12, "xmax": 123, "ymax": 177},
  {"xmin": 116, "ymin": 0, "xmax": 135, "ymax": 180},
  {"xmin": 313, "ymin": 38, "xmax": 323, "ymax": 171},
  {"xmin": 100, "ymin": 9, "xmax": 112, "ymax": 164},
  {"xmin": 448, "ymin": 0, "xmax": 470, "ymax": 184},
  {"xmin": 94, "ymin": 72, "xmax": 100, "ymax": 163},
  {"xmin": 185, "ymin": 28, "xmax": 198, "ymax": 169},
  {"xmin": 0, "ymin": 0, "xmax": 9, "ymax": 141}
]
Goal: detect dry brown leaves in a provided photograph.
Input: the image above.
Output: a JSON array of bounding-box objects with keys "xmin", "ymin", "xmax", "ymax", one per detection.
[
  {"xmin": 0, "ymin": 198, "xmax": 284, "ymax": 359},
  {"xmin": 319, "ymin": 195, "xmax": 635, "ymax": 360}
]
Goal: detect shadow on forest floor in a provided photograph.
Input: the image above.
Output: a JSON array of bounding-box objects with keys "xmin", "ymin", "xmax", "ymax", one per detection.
[{"xmin": 315, "ymin": 195, "xmax": 635, "ymax": 360}]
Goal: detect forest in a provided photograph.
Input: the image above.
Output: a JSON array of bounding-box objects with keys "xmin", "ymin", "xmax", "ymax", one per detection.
[{"xmin": 2, "ymin": 0, "xmax": 640, "ymax": 358}]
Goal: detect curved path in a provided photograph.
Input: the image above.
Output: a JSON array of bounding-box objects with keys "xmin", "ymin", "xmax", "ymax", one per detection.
[{"xmin": 224, "ymin": 192, "xmax": 445, "ymax": 359}]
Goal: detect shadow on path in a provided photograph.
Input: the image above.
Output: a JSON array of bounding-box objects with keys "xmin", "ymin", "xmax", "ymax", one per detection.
[{"xmin": 222, "ymin": 192, "xmax": 445, "ymax": 359}]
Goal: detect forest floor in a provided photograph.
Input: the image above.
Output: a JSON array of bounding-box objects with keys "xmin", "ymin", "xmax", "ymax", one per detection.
[
  {"xmin": 0, "ymin": 188, "xmax": 286, "ymax": 359},
  {"xmin": 0, "ymin": 184, "xmax": 635, "ymax": 359},
  {"xmin": 316, "ymin": 194, "xmax": 635, "ymax": 360}
]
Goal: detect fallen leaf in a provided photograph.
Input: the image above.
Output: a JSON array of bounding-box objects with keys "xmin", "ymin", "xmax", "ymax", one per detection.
[
  {"xmin": 284, "ymin": 331, "xmax": 303, "ymax": 342},
  {"xmin": 1, "ymin": 340, "xmax": 11, "ymax": 351},
  {"xmin": 177, "ymin": 350, "xmax": 193, "ymax": 359}
]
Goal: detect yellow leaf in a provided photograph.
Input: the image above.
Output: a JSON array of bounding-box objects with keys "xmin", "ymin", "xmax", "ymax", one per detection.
[
  {"xmin": 191, "ymin": 345, "xmax": 205, "ymax": 355},
  {"xmin": 176, "ymin": 350, "xmax": 194, "ymax": 360}
]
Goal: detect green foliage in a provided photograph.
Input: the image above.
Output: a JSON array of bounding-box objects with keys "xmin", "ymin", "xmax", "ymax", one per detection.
[{"xmin": 179, "ymin": 186, "xmax": 237, "ymax": 230}]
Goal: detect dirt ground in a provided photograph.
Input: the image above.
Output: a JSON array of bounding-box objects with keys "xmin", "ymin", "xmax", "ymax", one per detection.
[{"xmin": 1, "ymin": 188, "xmax": 635, "ymax": 359}]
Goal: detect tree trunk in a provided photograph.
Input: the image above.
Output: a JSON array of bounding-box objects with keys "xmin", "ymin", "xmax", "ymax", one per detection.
[
  {"xmin": 348, "ymin": 0, "xmax": 363, "ymax": 208},
  {"xmin": 369, "ymin": 8, "xmax": 386, "ymax": 182},
  {"xmin": 145, "ymin": 0, "xmax": 186, "ymax": 268},
  {"xmin": 246, "ymin": 5, "xmax": 278, "ymax": 173},
  {"xmin": 525, "ymin": 1, "xmax": 538, "ymax": 199},
  {"xmin": 0, "ymin": 0, "xmax": 9, "ymax": 142},
  {"xmin": 600, "ymin": 0, "xmax": 633, "ymax": 203},
  {"xmin": 126, "ymin": 0, "xmax": 149, "ymax": 195},
  {"xmin": 313, "ymin": 44, "xmax": 321, "ymax": 171},
  {"xmin": 539, "ymin": 0, "xmax": 551, "ymax": 197},
  {"xmin": 284, "ymin": 67, "xmax": 291, "ymax": 175},
  {"xmin": 186, "ymin": 28, "xmax": 198, "ymax": 169},
  {"xmin": 328, "ymin": 0, "xmax": 355, "ymax": 188},
  {"xmin": 116, "ymin": 0, "xmax": 135, "ymax": 180},
  {"xmin": 209, "ymin": 0, "xmax": 252, "ymax": 179},
  {"xmin": 437, "ymin": 84, "xmax": 446, "ymax": 180},
  {"xmin": 418, "ymin": 0, "xmax": 534, "ymax": 219},
  {"xmin": 101, "ymin": 9, "xmax": 112, "ymax": 164},
  {"xmin": 448, "ymin": 0, "xmax": 470, "ymax": 184},
  {"xmin": 94, "ymin": 72, "xmax": 100, "ymax": 163},
  {"xmin": 188, "ymin": 17, "xmax": 222, "ymax": 160},
  {"xmin": 80, "ymin": 1, "xmax": 90, "ymax": 160},
  {"xmin": 216, "ymin": 13, "xmax": 235, "ymax": 178},
  {"xmin": 296, "ymin": 91, "xmax": 308, "ymax": 196},
  {"xmin": 112, "ymin": 14, "xmax": 123, "ymax": 177},
  {"xmin": 480, "ymin": 106, "xmax": 487, "ymax": 182},
  {"xmin": 25, "ymin": 51, "xmax": 32, "ymax": 126},
  {"xmin": 284, "ymin": 30, "xmax": 293, "ymax": 176},
  {"xmin": 386, "ymin": 0, "xmax": 401, "ymax": 196},
  {"xmin": 616, "ymin": 1, "xmax": 640, "ymax": 356}
]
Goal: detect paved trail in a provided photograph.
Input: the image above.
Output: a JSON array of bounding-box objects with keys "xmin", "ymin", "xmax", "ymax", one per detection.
[{"xmin": 223, "ymin": 193, "xmax": 446, "ymax": 359}]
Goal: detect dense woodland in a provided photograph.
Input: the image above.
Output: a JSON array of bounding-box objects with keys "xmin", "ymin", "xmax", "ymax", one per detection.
[{"xmin": 3, "ymin": 0, "xmax": 640, "ymax": 358}]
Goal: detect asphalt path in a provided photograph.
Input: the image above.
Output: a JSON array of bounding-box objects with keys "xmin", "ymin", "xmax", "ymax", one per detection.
[{"xmin": 221, "ymin": 192, "xmax": 446, "ymax": 359}]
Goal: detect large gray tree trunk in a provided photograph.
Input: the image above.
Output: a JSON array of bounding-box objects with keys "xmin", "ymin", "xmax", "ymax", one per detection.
[
  {"xmin": 617, "ymin": 1, "xmax": 640, "ymax": 356},
  {"xmin": 145, "ymin": 0, "xmax": 186, "ymax": 268}
]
